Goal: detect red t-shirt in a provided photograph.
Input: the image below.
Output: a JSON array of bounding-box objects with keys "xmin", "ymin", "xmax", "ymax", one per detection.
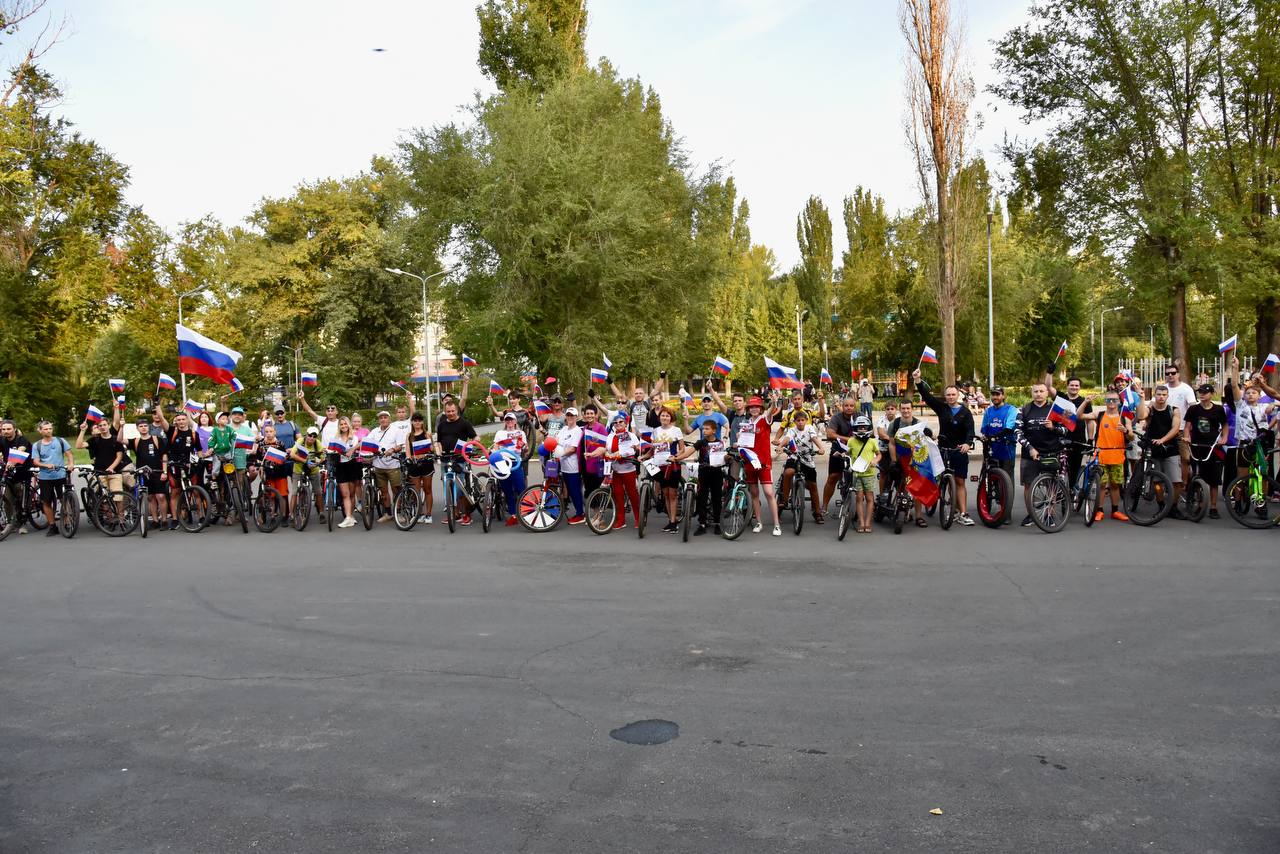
[{"xmin": 734, "ymin": 413, "xmax": 772, "ymax": 469}]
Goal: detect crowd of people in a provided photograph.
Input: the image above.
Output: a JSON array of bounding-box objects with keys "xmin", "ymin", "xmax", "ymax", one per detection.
[{"xmin": 1, "ymin": 355, "xmax": 1277, "ymax": 539}]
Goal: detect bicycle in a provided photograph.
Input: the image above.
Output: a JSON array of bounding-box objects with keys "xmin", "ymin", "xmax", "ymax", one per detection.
[
  {"xmin": 170, "ymin": 460, "xmax": 212, "ymax": 532},
  {"xmin": 1224, "ymin": 437, "xmax": 1280, "ymax": 529},
  {"xmin": 585, "ymin": 461, "xmax": 619, "ymax": 534},
  {"xmin": 1177, "ymin": 443, "xmax": 1216, "ymax": 524},
  {"xmin": 322, "ymin": 455, "xmax": 340, "ymax": 532},
  {"xmin": 1024, "ymin": 449, "xmax": 1071, "ymax": 533},
  {"xmin": 249, "ymin": 470, "xmax": 284, "ymax": 533},
  {"xmin": 357, "ymin": 459, "xmax": 382, "ymax": 531},
  {"xmin": 130, "ymin": 466, "xmax": 156, "ymax": 538},
  {"xmin": 635, "ymin": 463, "xmax": 659, "ymax": 539},
  {"xmin": 439, "ymin": 452, "xmax": 487, "ymax": 533},
  {"xmin": 873, "ymin": 461, "xmax": 914, "ymax": 535},
  {"xmin": 75, "ymin": 467, "xmax": 139, "ymax": 537},
  {"xmin": 1067, "ymin": 442, "xmax": 1103, "ymax": 528},
  {"xmin": 774, "ymin": 452, "xmax": 809, "ymax": 536},
  {"xmin": 972, "ymin": 434, "xmax": 1015, "ymax": 528},
  {"xmin": 517, "ymin": 455, "xmax": 566, "ymax": 532},
  {"xmin": 1122, "ymin": 434, "xmax": 1174, "ymax": 527},
  {"xmin": 932, "ymin": 440, "xmax": 959, "ymax": 531},
  {"xmin": 677, "ymin": 462, "xmax": 699, "ymax": 542},
  {"xmin": 392, "ymin": 453, "xmax": 422, "ymax": 531},
  {"xmin": 720, "ymin": 449, "xmax": 756, "ymax": 541},
  {"xmin": 207, "ymin": 454, "xmax": 250, "ymax": 534}
]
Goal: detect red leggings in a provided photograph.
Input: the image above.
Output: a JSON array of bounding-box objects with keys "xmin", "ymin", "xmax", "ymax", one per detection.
[{"xmin": 611, "ymin": 469, "xmax": 641, "ymax": 526}]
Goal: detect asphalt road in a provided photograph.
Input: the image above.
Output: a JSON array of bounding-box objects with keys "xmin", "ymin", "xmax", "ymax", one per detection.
[{"xmin": 1, "ymin": 509, "xmax": 1277, "ymax": 853}]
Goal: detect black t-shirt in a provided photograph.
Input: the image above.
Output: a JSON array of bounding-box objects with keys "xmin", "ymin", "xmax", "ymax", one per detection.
[
  {"xmin": 436, "ymin": 417, "xmax": 477, "ymax": 457},
  {"xmin": 2, "ymin": 434, "xmax": 33, "ymax": 473},
  {"xmin": 128, "ymin": 434, "xmax": 167, "ymax": 471},
  {"xmin": 87, "ymin": 435, "xmax": 125, "ymax": 472},
  {"xmin": 693, "ymin": 437, "xmax": 728, "ymax": 469},
  {"xmin": 167, "ymin": 427, "xmax": 199, "ymax": 464},
  {"xmin": 1186, "ymin": 403, "xmax": 1226, "ymax": 448},
  {"xmin": 1145, "ymin": 407, "xmax": 1177, "ymax": 458},
  {"xmin": 828, "ymin": 411, "xmax": 856, "ymax": 438},
  {"xmin": 1018, "ymin": 401, "xmax": 1062, "ymax": 454}
]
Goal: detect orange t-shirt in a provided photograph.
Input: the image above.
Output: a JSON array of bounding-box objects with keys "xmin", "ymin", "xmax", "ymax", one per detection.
[{"xmin": 1096, "ymin": 411, "xmax": 1127, "ymax": 465}]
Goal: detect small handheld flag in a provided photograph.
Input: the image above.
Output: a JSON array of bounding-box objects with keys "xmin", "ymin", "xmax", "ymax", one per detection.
[
  {"xmin": 534, "ymin": 399, "xmax": 551, "ymax": 416},
  {"xmin": 390, "ymin": 380, "xmax": 407, "ymax": 391},
  {"xmin": 327, "ymin": 439, "xmax": 347, "ymax": 454},
  {"xmin": 7, "ymin": 447, "xmax": 30, "ymax": 466},
  {"xmin": 156, "ymin": 373, "xmax": 176, "ymax": 392},
  {"xmin": 1056, "ymin": 340, "xmax": 1068, "ymax": 361},
  {"xmin": 360, "ymin": 437, "xmax": 381, "ymax": 455},
  {"xmin": 584, "ymin": 431, "xmax": 605, "ymax": 450},
  {"xmin": 764, "ymin": 356, "xmax": 803, "ymax": 390},
  {"xmin": 589, "ymin": 368, "xmax": 608, "ymax": 384},
  {"xmin": 785, "ymin": 437, "xmax": 799, "ymax": 455},
  {"xmin": 819, "ymin": 368, "xmax": 832, "ymax": 385},
  {"xmin": 234, "ymin": 434, "xmax": 255, "ymax": 451},
  {"xmin": 712, "ymin": 356, "xmax": 733, "ymax": 376},
  {"xmin": 300, "ymin": 371, "xmax": 318, "ymax": 387},
  {"xmin": 489, "ymin": 379, "xmax": 507, "ymax": 396},
  {"xmin": 85, "ymin": 405, "xmax": 105, "ymax": 423},
  {"xmin": 293, "ymin": 446, "xmax": 310, "ymax": 461},
  {"xmin": 109, "ymin": 378, "xmax": 126, "ymax": 394},
  {"xmin": 229, "ymin": 377, "xmax": 245, "ymax": 393},
  {"xmin": 1048, "ymin": 395, "xmax": 1079, "ymax": 432},
  {"xmin": 116, "ymin": 395, "xmax": 127, "ymax": 410},
  {"xmin": 679, "ymin": 386, "xmax": 693, "ymax": 408},
  {"xmin": 263, "ymin": 446, "xmax": 288, "ymax": 465},
  {"xmin": 739, "ymin": 447, "xmax": 762, "ymax": 470},
  {"xmin": 183, "ymin": 399, "xmax": 204, "ymax": 416},
  {"xmin": 1120, "ymin": 387, "xmax": 1141, "ymax": 421},
  {"xmin": 602, "ymin": 353, "xmax": 613, "ymax": 370},
  {"xmin": 462, "ymin": 354, "xmax": 478, "ymax": 368},
  {"xmin": 411, "ymin": 438, "xmax": 432, "ymax": 455},
  {"xmin": 1263, "ymin": 354, "xmax": 1279, "ymax": 375},
  {"xmin": 1219, "ymin": 334, "xmax": 1238, "ymax": 354},
  {"xmin": 919, "ymin": 346, "xmax": 938, "ymax": 365}
]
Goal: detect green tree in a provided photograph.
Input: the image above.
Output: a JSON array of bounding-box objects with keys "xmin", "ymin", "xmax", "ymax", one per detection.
[
  {"xmin": 795, "ymin": 195, "xmax": 833, "ymax": 370},
  {"xmin": 477, "ymin": 0, "xmax": 588, "ymax": 92}
]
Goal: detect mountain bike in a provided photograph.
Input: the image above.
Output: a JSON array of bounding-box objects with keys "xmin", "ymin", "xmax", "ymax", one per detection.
[
  {"xmin": 1224, "ymin": 436, "xmax": 1280, "ymax": 529},
  {"xmin": 440, "ymin": 452, "xmax": 486, "ymax": 534},
  {"xmin": 775, "ymin": 453, "xmax": 810, "ymax": 536},
  {"xmin": 392, "ymin": 454, "xmax": 422, "ymax": 531},
  {"xmin": 1122, "ymin": 434, "xmax": 1174, "ymax": 527},
  {"xmin": 972, "ymin": 434, "xmax": 1014, "ymax": 528},
  {"xmin": 291, "ymin": 462, "xmax": 320, "ymax": 531},
  {"xmin": 170, "ymin": 460, "xmax": 212, "ymax": 532},
  {"xmin": 75, "ymin": 467, "xmax": 138, "ymax": 537},
  {"xmin": 720, "ymin": 450, "xmax": 754, "ymax": 540},
  {"xmin": 1025, "ymin": 449, "xmax": 1071, "ymax": 533},
  {"xmin": 250, "ymin": 472, "xmax": 284, "ymax": 533},
  {"xmin": 208, "ymin": 454, "xmax": 249, "ymax": 534},
  {"xmin": 585, "ymin": 461, "xmax": 618, "ymax": 534},
  {"xmin": 130, "ymin": 466, "xmax": 156, "ymax": 538},
  {"xmin": 932, "ymin": 441, "xmax": 959, "ymax": 531},
  {"xmin": 831, "ymin": 446, "xmax": 855, "ymax": 541},
  {"xmin": 678, "ymin": 462, "xmax": 699, "ymax": 542},
  {"xmin": 873, "ymin": 461, "xmax": 914, "ymax": 535},
  {"xmin": 1068, "ymin": 442, "xmax": 1102, "ymax": 528},
  {"xmin": 1177, "ymin": 443, "xmax": 1216, "ymax": 524}
]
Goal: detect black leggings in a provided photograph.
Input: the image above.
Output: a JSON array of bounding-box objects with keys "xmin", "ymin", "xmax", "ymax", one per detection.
[{"xmin": 696, "ymin": 467, "xmax": 723, "ymax": 526}]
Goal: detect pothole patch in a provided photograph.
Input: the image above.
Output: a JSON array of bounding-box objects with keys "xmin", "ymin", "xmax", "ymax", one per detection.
[{"xmin": 609, "ymin": 719, "xmax": 679, "ymax": 746}]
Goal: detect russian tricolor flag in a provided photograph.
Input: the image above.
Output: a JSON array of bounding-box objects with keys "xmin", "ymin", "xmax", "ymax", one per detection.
[
  {"xmin": 602, "ymin": 353, "xmax": 613, "ymax": 370},
  {"xmin": 764, "ymin": 357, "xmax": 803, "ymax": 389},
  {"xmin": 462, "ymin": 354, "xmax": 478, "ymax": 368},
  {"xmin": 234, "ymin": 434, "xmax": 255, "ymax": 451},
  {"xmin": 1049, "ymin": 395, "xmax": 1078, "ymax": 431},
  {"xmin": 785, "ymin": 437, "xmax": 798, "ymax": 455},
  {"xmin": 712, "ymin": 356, "xmax": 733, "ymax": 376},
  {"xmin": 590, "ymin": 368, "xmax": 608, "ymax": 384},
  {"xmin": 300, "ymin": 371, "xmax": 318, "ymax": 387},
  {"xmin": 1120, "ymin": 387, "xmax": 1141, "ymax": 421},
  {"xmin": 229, "ymin": 377, "xmax": 245, "ymax": 393},
  {"xmin": 176, "ymin": 324, "xmax": 242, "ymax": 386},
  {"xmin": 1264, "ymin": 353, "xmax": 1279, "ymax": 375},
  {"xmin": 85, "ymin": 405, "xmax": 105, "ymax": 423},
  {"xmin": 739, "ymin": 447, "xmax": 762, "ymax": 470},
  {"xmin": 109, "ymin": 378, "xmax": 126, "ymax": 394},
  {"xmin": 679, "ymin": 386, "xmax": 693, "ymax": 408},
  {"xmin": 584, "ymin": 431, "xmax": 605, "ymax": 450},
  {"xmin": 819, "ymin": 368, "xmax": 832, "ymax": 384},
  {"xmin": 7, "ymin": 447, "xmax": 30, "ymax": 466},
  {"xmin": 412, "ymin": 438, "xmax": 432, "ymax": 455},
  {"xmin": 920, "ymin": 346, "xmax": 938, "ymax": 364},
  {"xmin": 360, "ymin": 437, "xmax": 381, "ymax": 455},
  {"xmin": 294, "ymin": 446, "xmax": 310, "ymax": 461},
  {"xmin": 327, "ymin": 439, "xmax": 347, "ymax": 454},
  {"xmin": 1219, "ymin": 334, "xmax": 1238, "ymax": 354},
  {"xmin": 157, "ymin": 373, "xmax": 176, "ymax": 392},
  {"xmin": 489, "ymin": 379, "xmax": 507, "ymax": 396},
  {"xmin": 183, "ymin": 399, "xmax": 204, "ymax": 416},
  {"xmin": 1056, "ymin": 340, "xmax": 1068, "ymax": 361},
  {"xmin": 264, "ymin": 446, "xmax": 288, "ymax": 465},
  {"xmin": 534, "ymin": 399, "xmax": 551, "ymax": 416}
]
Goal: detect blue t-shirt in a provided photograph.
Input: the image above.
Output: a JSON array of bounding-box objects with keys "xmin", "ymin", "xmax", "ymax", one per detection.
[
  {"xmin": 981, "ymin": 404, "xmax": 1018, "ymax": 461},
  {"xmin": 271, "ymin": 419, "xmax": 299, "ymax": 450},
  {"xmin": 690, "ymin": 411, "xmax": 729, "ymax": 441},
  {"xmin": 33, "ymin": 437, "xmax": 70, "ymax": 480}
]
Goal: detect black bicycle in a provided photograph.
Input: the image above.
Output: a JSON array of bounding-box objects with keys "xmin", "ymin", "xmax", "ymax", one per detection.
[
  {"xmin": 1122, "ymin": 434, "xmax": 1174, "ymax": 526},
  {"xmin": 170, "ymin": 460, "xmax": 212, "ymax": 532},
  {"xmin": 208, "ymin": 454, "xmax": 250, "ymax": 534},
  {"xmin": 972, "ymin": 434, "xmax": 1015, "ymax": 528}
]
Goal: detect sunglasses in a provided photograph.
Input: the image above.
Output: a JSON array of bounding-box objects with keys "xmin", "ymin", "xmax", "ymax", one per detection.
[{"xmin": 1165, "ymin": 371, "xmax": 1178, "ymax": 375}]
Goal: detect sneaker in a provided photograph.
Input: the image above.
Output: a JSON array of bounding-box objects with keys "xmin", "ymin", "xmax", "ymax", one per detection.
[
  {"xmin": 1110, "ymin": 510, "xmax": 1129, "ymax": 522},
  {"xmin": 417, "ymin": 515, "xmax": 429, "ymax": 524},
  {"xmin": 505, "ymin": 516, "xmax": 518, "ymax": 527},
  {"xmin": 567, "ymin": 515, "xmax": 585, "ymax": 525},
  {"xmin": 338, "ymin": 516, "xmax": 356, "ymax": 528},
  {"xmin": 1093, "ymin": 510, "xmax": 1104, "ymax": 523},
  {"xmin": 459, "ymin": 514, "xmax": 472, "ymax": 526},
  {"xmin": 17, "ymin": 527, "xmax": 27, "ymax": 535},
  {"xmin": 612, "ymin": 518, "xmax": 626, "ymax": 530},
  {"xmin": 957, "ymin": 513, "xmax": 975, "ymax": 526},
  {"xmin": 663, "ymin": 522, "xmax": 678, "ymax": 533},
  {"xmin": 694, "ymin": 525, "xmax": 707, "ymax": 536},
  {"xmin": 1208, "ymin": 508, "xmax": 1220, "ymax": 519},
  {"xmin": 752, "ymin": 521, "xmax": 763, "ymax": 533},
  {"xmin": 771, "ymin": 525, "xmax": 781, "ymax": 536},
  {"xmin": 377, "ymin": 514, "xmax": 392, "ymax": 523},
  {"xmin": 713, "ymin": 524, "xmax": 721, "ymax": 536},
  {"xmin": 46, "ymin": 527, "xmax": 59, "ymax": 537},
  {"xmin": 423, "ymin": 515, "xmax": 433, "ymax": 524},
  {"xmin": 1020, "ymin": 515, "xmax": 1034, "ymax": 527},
  {"xmin": 168, "ymin": 520, "xmax": 178, "ymax": 531}
]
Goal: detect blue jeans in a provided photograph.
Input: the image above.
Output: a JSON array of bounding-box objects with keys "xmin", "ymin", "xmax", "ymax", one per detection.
[
  {"xmin": 499, "ymin": 469, "xmax": 526, "ymax": 515},
  {"xmin": 563, "ymin": 472, "xmax": 584, "ymax": 517},
  {"xmin": 860, "ymin": 402, "xmax": 873, "ymax": 419}
]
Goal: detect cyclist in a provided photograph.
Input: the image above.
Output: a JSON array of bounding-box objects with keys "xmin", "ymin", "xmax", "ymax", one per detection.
[
  {"xmin": 1045, "ymin": 372, "xmax": 1096, "ymax": 492},
  {"xmin": 1162, "ymin": 363, "xmax": 1197, "ymax": 491},
  {"xmin": 367, "ymin": 409, "xmax": 407, "ymax": 523},
  {"xmin": 650, "ymin": 406, "xmax": 686, "ymax": 533},
  {"xmin": 775, "ymin": 389, "xmax": 824, "ymax": 435},
  {"xmin": 775, "ymin": 409, "xmax": 826, "ymax": 523},
  {"xmin": 979, "ymin": 386, "xmax": 1018, "ymax": 500},
  {"xmin": 1140, "ymin": 384, "xmax": 1185, "ymax": 516},
  {"xmin": 844, "ymin": 415, "xmax": 880, "ymax": 533},
  {"xmin": 207, "ymin": 412, "xmax": 236, "ymax": 525},
  {"xmin": 289, "ymin": 426, "xmax": 326, "ymax": 523},
  {"xmin": 875, "ymin": 400, "xmax": 898, "ymax": 495},
  {"xmin": 28, "ymin": 421, "xmax": 73, "ymax": 537},
  {"xmin": 127, "ymin": 416, "xmax": 169, "ymax": 529},
  {"xmin": 1092, "ymin": 391, "xmax": 1132, "ymax": 522},
  {"xmin": 228, "ymin": 406, "xmax": 258, "ymax": 496},
  {"xmin": 579, "ymin": 403, "xmax": 610, "ymax": 498},
  {"xmin": 550, "ymin": 406, "xmax": 585, "ymax": 526},
  {"xmin": 298, "ymin": 392, "xmax": 342, "ymax": 446},
  {"xmin": 1183, "ymin": 382, "xmax": 1229, "ymax": 519},
  {"xmin": 259, "ymin": 423, "xmax": 291, "ymax": 508},
  {"xmin": 492, "ymin": 411, "xmax": 529, "ymax": 526},
  {"xmin": 737, "ymin": 395, "xmax": 781, "ymax": 536},
  {"xmin": 915, "ymin": 369, "xmax": 976, "ymax": 526},
  {"xmin": 75, "ymin": 417, "xmax": 126, "ymax": 494},
  {"xmin": 673, "ymin": 418, "xmax": 728, "ymax": 535},
  {"xmin": 162, "ymin": 410, "xmax": 200, "ymax": 530},
  {"xmin": 822, "ymin": 395, "xmax": 858, "ymax": 516},
  {"xmin": 587, "ymin": 412, "xmax": 642, "ymax": 529},
  {"xmin": 1233, "ymin": 378, "xmax": 1275, "ymax": 481},
  {"xmin": 683, "ymin": 394, "xmax": 728, "ymax": 441},
  {"xmin": 193, "ymin": 411, "xmax": 215, "ymax": 488},
  {"xmin": 611, "ymin": 373, "xmax": 666, "ymax": 430},
  {"xmin": 886, "ymin": 399, "xmax": 931, "ymax": 527},
  {"xmin": 436, "ymin": 398, "xmax": 477, "ymax": 526},
  {"xmin": 404, "ymin": 412, "xmax": 435, "ymax": 524},
  {"xmin": 1016, "ymin": 382, "xmax": 1067, "ymax": 527},
  {"xmin": 331, "ymin": 416, "xmax": 362, "ymax": 528}
]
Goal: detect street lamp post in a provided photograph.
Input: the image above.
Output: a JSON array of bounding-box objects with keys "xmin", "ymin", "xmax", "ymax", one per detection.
[
  {"xmin": 1100, "ymin": 306, "xmax": 1124, "ymax": 389},
  {"xmin": 795, "ymin": 304, "xmax": 809, "ymax": 383},
  {"xmin": 986, "ymin": 211, "xmax": 995, "ymax": 388},
  {"xmin": 386, "ymin": 267, "xmax": 454, "ymax": 429},
  {"xmin": 176, "ymin": 283, "xmax": 209, "ymax": 401}
]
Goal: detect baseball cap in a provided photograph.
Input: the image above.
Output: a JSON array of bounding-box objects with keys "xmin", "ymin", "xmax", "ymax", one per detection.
[
  {"xmin": 748, "ymin": 396, "xmax": 764, "ymax": 408},
  {"xmin": 306, "ymin": 426, "xmax": 319, "ymax": 435},
  {"xmin": 990, "ymin": 385, "xmax": 1005, "ymax": 395},
  {"xmin": 1113, "ymin": 374, "xmax": 1129, "ymax": 383},
  {"xmin": 231, "ymin": 406, "xmax": 245, "ymax": 414},
  {"xmin": 565, "ymin": 407, "xmax": 579, "ymax": 417},
  {"xmin": 502, "ymin": 410, "xmax": 518, "ymax": 421},
  {"xmin": 274, "ymin": 407, "xmax": 285, "ymax": 414},
  {"xmin": 377, "ymin": 410, "xmax": 391, "ymax": 417},
  {"xmin": 1196, "ymin": 383, "xmax": 1214, "ymax": 394},
  {"xmin": 701, "ymin": 395, "xmax": 712, "ymax": 402}
]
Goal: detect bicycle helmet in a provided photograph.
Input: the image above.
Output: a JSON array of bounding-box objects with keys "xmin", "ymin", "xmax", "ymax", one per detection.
[{"xmin": 852, "ymin": 415, "xmax": 873, "ymax": 439}]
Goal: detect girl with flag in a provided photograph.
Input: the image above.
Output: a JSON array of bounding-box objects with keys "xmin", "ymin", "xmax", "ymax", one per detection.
[
  {"xmin": 258, "ymin": 424, "xmax": 291, "ymax": 507},
  {"xmin": 736, "ymin": 396, "xmax": 782, "ymax": 536},
  {"xmin": 648, "ymin": 407, "xmax": 686, "ymax": 534},
  {"xmin": 404, "ymin": 412, "xmax": 436, "ymax": 525},
  {"xmin": 330, "ymin": 417, "xmax": 361, "ymax": 528}
]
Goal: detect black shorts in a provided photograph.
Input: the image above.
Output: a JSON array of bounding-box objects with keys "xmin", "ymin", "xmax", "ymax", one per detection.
[
  {"xmin": 337, "ymin": 461, "xmax": 363, "ymax": 484},
  {"xmin": 656, "ymin": 465, "xmax": 682, "ymax": 490},
  {"xmin": 407, "ymin": 459, "xmax": 435, "ymax": 478},
  {"xmin": 784, "ymin": 459, "xmax": 817, "ymax": 483},
  {"xmin": 38, "ymin": 477, "xmax": 65, "ymax": 505},
  {"xmin": 828, "ymin": 453, "xmax": 847, "ymax": 476},
  {"xmin": 943, "ymin": 448, "xmax": 970, "ymax": 479},
  {"xmin": 146, "ymin": 473, "xmax": 169, "ymax": 496}
]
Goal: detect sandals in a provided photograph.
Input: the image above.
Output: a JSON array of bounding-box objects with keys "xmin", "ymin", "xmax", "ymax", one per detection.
[{"xmin": 915, "ymin": 518, "xmax": 928, "ymax": 528}]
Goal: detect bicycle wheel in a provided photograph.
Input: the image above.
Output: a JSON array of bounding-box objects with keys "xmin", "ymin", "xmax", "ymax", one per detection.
[
  {"xmin": 139, "ymin": 493, "xmax": 148, "ymax": 538},
  {"xmin": 176, "ymin": 486, "xmax": 211, "ymax": 533},
  {"xmin": 254, "ymin": 487, "xmax": 283, "ymax": 532},
  {"xmin": 1224, "ymin": 473, "xmax": 1280, "ymax": 529},
  {"xmin": 790, "ymin": 478, "xmax": 804, "ymax": 535},
  {"xmin": 58, "ymin": 490, "xmax": 79, "ymax": 538},
  {"xmin": 680, "ymin": 487, "xmax": 695, "ymax": 542},
  {"xmin": 721, "ymin": 487, "xmax": 749, "ymax": 540},
  {"xmin": 837, "ymin": 487, "xmax": 853, "ymax": 541},
  {"xmin": 637, "ymin": 482, "xmax": 652, "ymax": 538},
  {"xmin": 325, "ymin": 481, "xmax": 336, "ymax": 532},
  {"xmin": 977, "ymin": 468, "xmax": 1013, "ymax": 528},
  {"xmin": 445, "ymin": 476, "xmax": 457, "ymax": 534},
  {"xmin": 1028, "ymin": 473, "xmax": 1070, "ymax": 533},
  {"xmin": 294, "ymin": 484, "xmax": 313, "ymax": 532},
  {"xmin": 232, "ymin": 488, "xmax": 249, "ymax": 534},
  {"xmin": 893, "ymin": 496, "xmax": 907, "ymax": 534},
  {"xmin": 96, "ymin": 491, "xmax": 138, "ymax": 537},
  {"xmin": 0, "ymin": 494, "xmax": 14, "ymax": 541},
  {"xmin": 517, "ymin": 483, "xmax": 562, "ymax": 532},
  {"xmin": 28, "ymin": 492, "xmax": 49, "ymax": 531},
  {"xmin": 1082, "ymin": 474, "xmax": 1101, "ymax": 527},
  {"xmin": 585, "ymin": 487, "xmax": 617, "ymax": 534},
  {"xmin": 479, "ymin": 478, "xmax": 494, "ymax": 533},
  {"xmin": 1124, "ymin": 468, "xmax": 1173, "ymax": 526},
  {"xmin": 393, "ymin": 485, "xmax": 420, "ymax": 530},
  {"xmin": 360, "ymin": 481, "xmax": 375, "ymax": 530},
  {"xmin": 938, "ymin": 474, "xmax": 955, "ymax": 531}
]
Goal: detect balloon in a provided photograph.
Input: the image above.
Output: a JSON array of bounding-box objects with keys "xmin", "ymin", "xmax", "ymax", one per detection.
[{"xmin": 541, "ymin": 437, "xmax": 558, "ymax": 454}]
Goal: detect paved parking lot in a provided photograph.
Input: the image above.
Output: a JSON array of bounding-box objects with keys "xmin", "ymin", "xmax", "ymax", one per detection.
[{"xmin": 1, "ymin": 517, "xmax": 1277, "ymax": 852}]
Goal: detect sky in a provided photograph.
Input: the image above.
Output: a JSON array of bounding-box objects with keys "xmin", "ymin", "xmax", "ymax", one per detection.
[{"xmin": 24, "ymin": 0, "xmax": 1038, "ymax": 268}]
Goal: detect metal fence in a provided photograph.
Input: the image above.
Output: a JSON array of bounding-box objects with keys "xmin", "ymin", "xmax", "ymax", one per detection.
[{"xmin": 1117, "ymin": 356, "xmax": 1255, "ymax": 391}]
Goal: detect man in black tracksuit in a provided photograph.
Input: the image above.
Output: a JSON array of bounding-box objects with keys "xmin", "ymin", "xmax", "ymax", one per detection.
[{"xmin": 913, "ymin": 369, "xmax": 976, "ymax": 525}]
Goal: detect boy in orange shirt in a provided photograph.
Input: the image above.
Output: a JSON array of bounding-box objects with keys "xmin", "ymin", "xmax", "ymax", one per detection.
[{"xmin": 1094, "ymin": 391, "xmax": 1131, "ymax": 522}]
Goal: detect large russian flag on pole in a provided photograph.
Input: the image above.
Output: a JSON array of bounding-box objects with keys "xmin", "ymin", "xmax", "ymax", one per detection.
[
  {"xmin": 764, "ymin": 356, "xmax": 803, "ymax": 389},
  {"xmin": 176, "ymin": 323, "xmax": 242, "ymax": 386}
]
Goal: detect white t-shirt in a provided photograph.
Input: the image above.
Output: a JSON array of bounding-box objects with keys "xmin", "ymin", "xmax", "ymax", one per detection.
[
  {"xmin": 1164, "ymin": 382, "xmax": 1196, "ymax": 418},
  {"xmin": 650, "ymin": 425, "xmax": 682, "ymax": 464},
  {"xmin": 607, "ymin": 430, "xmax": 639, "ymax": 473},
  {"xmin": 781, "ymin": 424, "xmax": 819, "ymax": 466},
  {"xmin": 554, "ymin": 425, "xmax": 583, "ymax": 474},
  {"xmin": 492, "ymin": 428, "xmax": 527, "ymax": 456},
  {"xmin": 1236, "ymin": 401, "xmax": 1271, "ymax": 443},
  {"xmin": 875, "ymin": 415, "xmax": 893, "ymax": 451},
  {"xmin": 316, "ymin": 416, "xmax": 340, "ymax": 447},
  {"xmin": 368, "ymin": 422, "xmax": 408, "ymax": 469}
]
